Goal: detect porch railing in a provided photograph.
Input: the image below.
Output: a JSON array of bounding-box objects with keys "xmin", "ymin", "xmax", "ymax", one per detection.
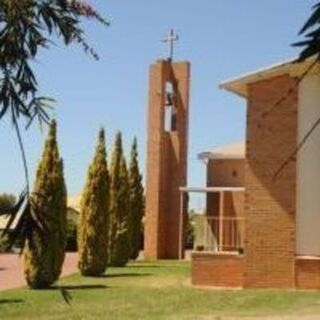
[{"xmin": 194, "ymin": 216, "xmax": 245, "ymax": 253}]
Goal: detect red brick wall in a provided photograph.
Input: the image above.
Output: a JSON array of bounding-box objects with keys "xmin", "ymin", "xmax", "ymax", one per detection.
[
  {"xmin": 206, "ymin": 158, "xmax": 245, "ymax": 221},
  {"xmin": 208, "ymin": 191, "xmax": 244, "ymax": 220},
  {"xmin": 207, "ymin": 159, "xmax": 245, "ymax": 187},
  {"xmin": 144, "ymin": 60, "xmax": 190, "ymax": 259},
  {"xmin": 144, "ymin": 61, "xmax": 164, "ymax": 259},
  {"xmin": 192, "ymin": 252, "xmax": 244, "ymax": 287},
  {"xmin": 296, "ymin": 257, "xmax": 320, "ymax": 290},
  {"xmin": 244, "ymin": 75, "xmax": 298, "ymax": 288}
]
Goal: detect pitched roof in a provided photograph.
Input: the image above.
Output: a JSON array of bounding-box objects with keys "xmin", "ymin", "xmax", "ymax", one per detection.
[
  {"xmin": 68, "ymin": 195, "xmax": 81, "ymax": 211},
  {"xmin": 0, "ymin": 213, "xmax": 21, "ymax": 230},
  {"xmin": 198, "ymin": 141, "xmax": 245, "ymax": 160},
  {"xmin": 219, "ymin": 56, "xmax": 319, "ymax": 98},
  {"xmin": 0, "ymin": 195, "xmax": 81, "ymax": 230}
]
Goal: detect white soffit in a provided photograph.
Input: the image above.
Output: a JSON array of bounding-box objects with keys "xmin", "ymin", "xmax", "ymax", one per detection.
[
  {"xmin": 179, "ymin": 186, "xmax": 245, "ymax": 193},
  {"xmin": 219, "ymin": 56, "xmax": 319, "ymax": 98}
]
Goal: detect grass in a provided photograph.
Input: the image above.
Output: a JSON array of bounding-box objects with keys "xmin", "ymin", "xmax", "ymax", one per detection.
[{"xmin": 1, "ymin": 261, "xmax": 320, "ymax": 319}]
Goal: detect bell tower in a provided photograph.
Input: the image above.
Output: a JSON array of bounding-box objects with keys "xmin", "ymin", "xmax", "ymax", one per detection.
[{"xmin": 144, "ymin": 31, "xmax": 190, "ymax": 259}]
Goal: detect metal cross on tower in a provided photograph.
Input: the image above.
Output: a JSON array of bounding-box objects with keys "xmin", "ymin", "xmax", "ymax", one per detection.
[{"xmin": 162, "ymin": 29, "xmax": 179, "ymax": 61}]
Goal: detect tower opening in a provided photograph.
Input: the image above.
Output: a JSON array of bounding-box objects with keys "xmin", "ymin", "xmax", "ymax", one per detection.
[{"xmin": 164, "ymin": 81, "xmax": 177, "ymax": 132}]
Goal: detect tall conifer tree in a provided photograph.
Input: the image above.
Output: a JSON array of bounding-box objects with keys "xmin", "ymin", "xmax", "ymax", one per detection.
[
  {"xmin": 109, "ymin": 132, "xmax": 130, "ymax": 267},
  {"xmin": 78, "ymin": 128, "xmax": 110, "ymax": 276},
  {"xmin": 23, "ymin": 120, "xmax": 67, "ymax": 289},
  {"xmin": 128, "ymin": 138, "xmax": 144, "ymax": 260},
  {"xmin": 108, "ymin": 132, "xmax": 121, "ymax": 261}
]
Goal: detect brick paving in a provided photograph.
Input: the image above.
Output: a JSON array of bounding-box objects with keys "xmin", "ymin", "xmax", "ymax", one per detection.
[{"xmin": 0, "ymin": 252, "xmax": 78, "ymax": 291}]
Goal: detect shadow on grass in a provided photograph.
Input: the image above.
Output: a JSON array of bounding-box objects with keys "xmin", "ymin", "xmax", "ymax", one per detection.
[
  {"xmin": 52, "ymin": 284, "xmax": 108, "ymax": 291},
  {"xmin": 100, "ymin": 273, "xmax": 151, "ymax": 278},
  {"xmin": 126, "ymin": 264, "xmax": 161, "ymax": 269},
  {"xmin": 0, "ymin": 299, "xmax": 23, "ymax": 304}
]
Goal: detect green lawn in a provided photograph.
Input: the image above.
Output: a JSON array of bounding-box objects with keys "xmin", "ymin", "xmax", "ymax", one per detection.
[{"xmin": 1, "ymin": 261, "xmax": 320, "ymax": 319}]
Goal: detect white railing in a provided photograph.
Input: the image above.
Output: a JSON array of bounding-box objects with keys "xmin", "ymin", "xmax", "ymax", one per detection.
[{"xmin": 195, "ymin": 216, "xmax": 245, "ymax": 253}]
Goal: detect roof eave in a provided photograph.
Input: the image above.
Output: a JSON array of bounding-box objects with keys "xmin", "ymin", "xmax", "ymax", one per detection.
[
  {"xmin": 218, "ymin": 56, "xmax": 308, "ymax": 98},
  {"xmin": 198, "ymin": 153, "xmax": 245, "ymax": 161}
]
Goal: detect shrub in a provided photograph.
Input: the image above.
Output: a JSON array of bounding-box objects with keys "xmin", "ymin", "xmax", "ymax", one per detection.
[
  {"xmin": 0, "ymin": 234, "xmax": 10, "ymax": 253},
  {"xmin": 66, "ymin": 208, "xmax": 78, "ymax": 252},
  {"xmin": 23, "ymin": 120, "xmax": 67, "ymax": 289},
  {"xmin": 78, "ymin": 129, "xmax": 110, "ymax": 276},
  {"xmin": 128, "ymin": 138, "xmax": 144, "ymax": 260},
  {"xmin": 109, "ymin": 132, "xmax": 130, "ymax": 267}
]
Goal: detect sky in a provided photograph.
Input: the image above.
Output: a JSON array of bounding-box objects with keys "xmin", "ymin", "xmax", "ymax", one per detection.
[{"xmin": 0, "ymin": 0, "xmax": 317, "ymax": 199}]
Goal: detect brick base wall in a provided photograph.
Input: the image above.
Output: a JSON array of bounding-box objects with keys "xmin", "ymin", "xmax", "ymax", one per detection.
[
  {"xmin": 296, "ymin": 257, "xmax": 320, "ymax": 290},
  {"xmin": 192, "ymin": 252, "xmax": 244, "ymax": 288}
]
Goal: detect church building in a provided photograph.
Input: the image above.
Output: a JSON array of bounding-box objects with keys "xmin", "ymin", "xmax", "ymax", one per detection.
[
  {"xmin": 143, "ymin": 36, "xmax": 320, "ymax": 289},
  {"xmin": 192, "ymin": 57, "xmax": 320, "ymax": 289}
]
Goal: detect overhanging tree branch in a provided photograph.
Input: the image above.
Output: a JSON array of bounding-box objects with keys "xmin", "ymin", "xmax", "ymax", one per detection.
[{"xmin": 0, "ymin": 0, "xmax": 108, "ymax": 257}]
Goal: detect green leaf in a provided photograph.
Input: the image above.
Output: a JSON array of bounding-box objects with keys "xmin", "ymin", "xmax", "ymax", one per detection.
[{"xmin": 299, "ymin": 6, "xmax": 320, "ymax": 35}]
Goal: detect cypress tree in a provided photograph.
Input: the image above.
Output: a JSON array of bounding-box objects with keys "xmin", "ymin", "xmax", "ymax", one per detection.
[
  {"xmin": 128, "ymin": 138, "xmax": 144, "ymax": 260},
  {"xmin": 23, "ymin": 120, "xmax": 67, "ymax": 289},
  {"xmin": 78, "ymin": 128, "xmax": 110, "ymax": 276},
  {"xmin": 109, "ymin": 132, "xmax": 130, "ymax": 267},
  {"xmin": 108, "ymin": 132, "xmax": 121, "ymax": 262}
]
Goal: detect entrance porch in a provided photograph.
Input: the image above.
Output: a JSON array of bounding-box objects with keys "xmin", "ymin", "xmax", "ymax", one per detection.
[{"xmin": 180, "ymin": 186, "xmax": 246, "ymax": 287}]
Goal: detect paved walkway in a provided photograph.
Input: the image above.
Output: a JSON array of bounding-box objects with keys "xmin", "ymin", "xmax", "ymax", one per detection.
[{"xmin": 0, "ymin": 253, "xmax": 78, "ymax": 291}]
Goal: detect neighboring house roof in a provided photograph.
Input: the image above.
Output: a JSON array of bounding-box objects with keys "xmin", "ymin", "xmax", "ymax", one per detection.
[
  {"xmin": 198, "ymin": 141, "xmax": 245, "ymax": 161},
  {"xmin": 0, "ymin": 196, "xmax": 81, "ymax": 230},
  {"xmin": 0, "ymin": 213, "xmax": 21, "ymax": 230},
  {"xmin": 219, "ymin": 56, "xmax": 319, "ymax": 98},
  {"xmin": 68, "ymin": 195, "xmax": 81, "ymax": 212},
  {"xmin": 67, "ymin": 207, "xmax": 79, "ymax": 223}
]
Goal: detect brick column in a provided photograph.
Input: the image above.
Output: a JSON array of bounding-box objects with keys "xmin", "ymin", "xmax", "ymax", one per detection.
[
  {"xmin": 144, "ymin": 60, "xmax": 190, "ymax": 259},
  {"xmin": 244, "ymin": 75, "xmax": 298, "ymax": 288}
]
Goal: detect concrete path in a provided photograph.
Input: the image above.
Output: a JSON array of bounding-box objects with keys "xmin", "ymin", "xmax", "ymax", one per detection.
[{"xmin": 0, "ymin": 253, "xmax": 78, "ymax": 291}]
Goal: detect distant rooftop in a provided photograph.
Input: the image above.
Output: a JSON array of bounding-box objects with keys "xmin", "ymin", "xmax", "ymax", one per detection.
[
  {"xmin": 0, "ymin": 213, "xmax": 21, "ymax": 231},
  {"xmin": 0, "ymin": 195, "xmax": 81, "ymax": 230},
  {"xmin": 198, "ymin": 141, "xmax": 245, "ymax": 161},
  {"xmin": 219, "ymin": 56, "xmax": 319, "ymax": 98},
  {"xmin": 68, "ymin": 195, "xmax": 81, "ymax": 211}
]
